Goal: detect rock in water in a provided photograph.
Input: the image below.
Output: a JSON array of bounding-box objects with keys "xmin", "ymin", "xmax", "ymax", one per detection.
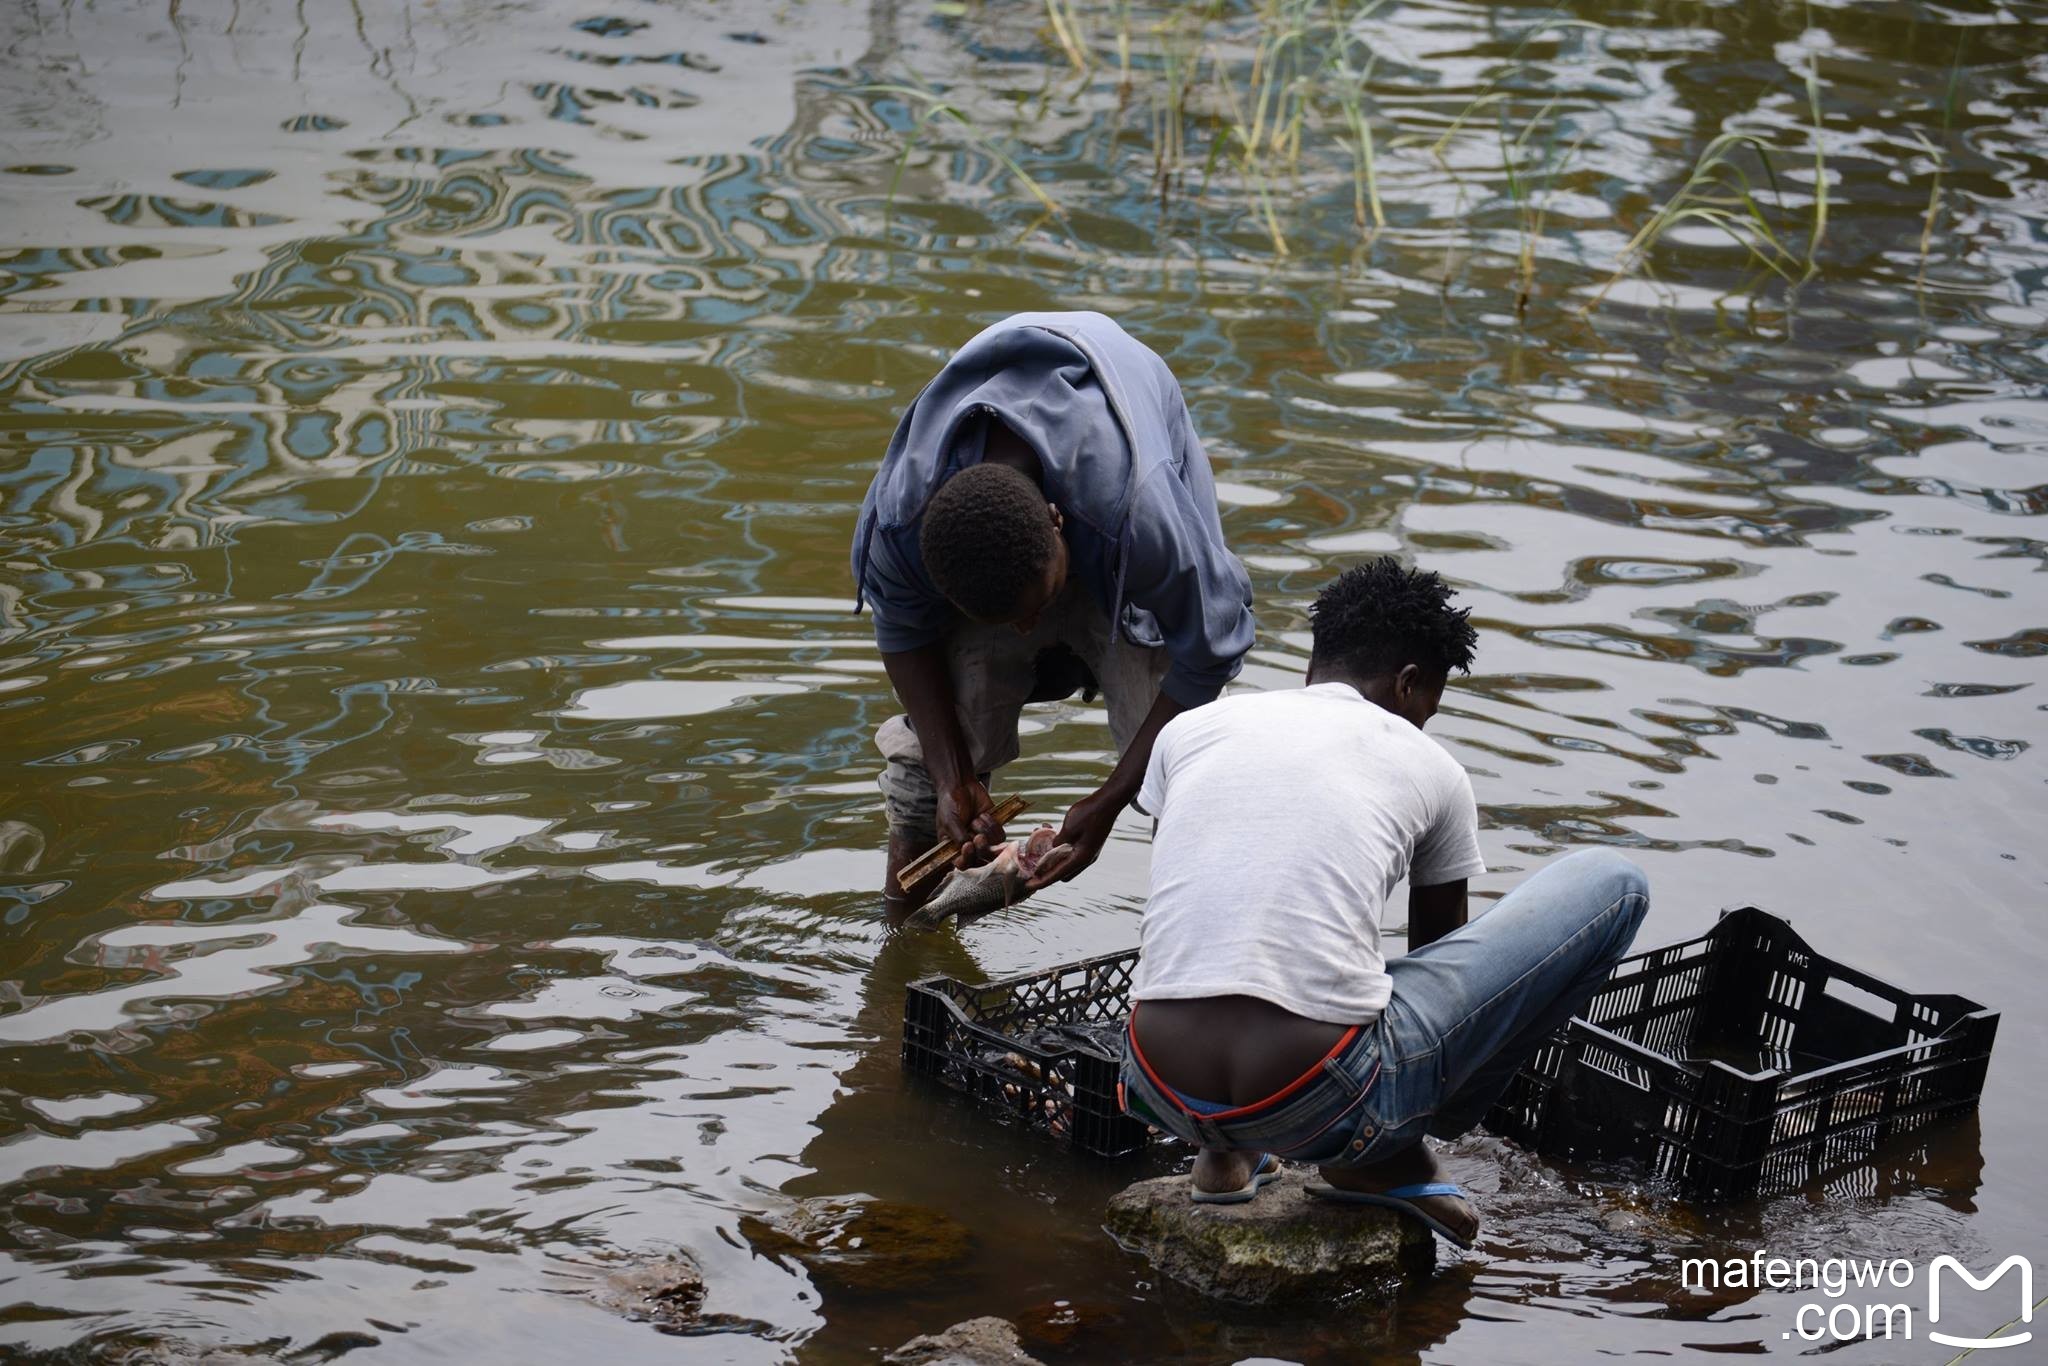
[
  {"xmin": 590, "ymin": 1253, "xmax": 707, "ymax": 1330},
  {"xmin": 903, "ymin": 826, "xmax": 1069, "ymax": 930},
  {"xmin": 884, "ymin": 1317, "xmax": 1045, "ymax": 1366},
  {"xmin": 740, "ymin": 1197, "xmax": 973, "ymax": 1295},
  {"xmin": 1013, "ymin": 1298, "xmax": 1123, "ymax": 1355},
  {"xmin": 115, "ymin": 1340, "xmax": 290, "ymax": 1366},
  {"xmin": 1103, "ymin": 1168, "xmax": 1434, "ymax": 1304}
]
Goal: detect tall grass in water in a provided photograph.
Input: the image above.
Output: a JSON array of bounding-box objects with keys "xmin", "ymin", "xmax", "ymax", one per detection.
[
  {"xmin": 1333, "ymin": 38, "xmax": 1386, "ymax": 232},
  {"xmin": 1139, "ymin": 5, "xmax": 1221, "ymax": 207},
  {"xmin": 1802, "ymin": 55, "xmax": 1828, "ymax": 281},
  {"xmin": 867, "ymin": 78, "xmax": 1066, "ymax": 241},
  {"xmin": 1212, "ymin": 1, "xmax": 1319, "ymax": 257},
  {"xmin": 877, "ymin": 2, "xmax": 1950, "ymax": 315},
  {"xmin": 1581, "ymin": 58, "xmax": 1833, "ymax": 311},
  {"xmin": 1045, "ymin": 0, "xmax": 1091, "ymax": 71},
  {"xmin": 1206, "ymin": 0, "xmax": 1392, "ymax": 254},
  {"xmin": 1581, "ymin": 132, "xmax": 1805, "ymax": 309},
  {"xmin": 1499, "ymin": 101, "xmax": 1586, "ymax": 319},
  {"xmin": 1912, "ymin": 38, "xmax": 1966, "ymax": 285},
  {"xmin": 883, "ymin": 0, "xmax": 1389, "ymax": 257}
]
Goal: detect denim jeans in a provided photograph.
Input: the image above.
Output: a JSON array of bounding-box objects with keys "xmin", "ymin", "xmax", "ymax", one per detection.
[{"xmin": 1119, "ymin": 847, "xmax": 1651, "ymax": 1167}]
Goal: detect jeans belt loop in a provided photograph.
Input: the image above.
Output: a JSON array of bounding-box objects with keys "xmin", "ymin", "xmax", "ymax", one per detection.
[{"xmin": 1323, "ymin": 1049, "xmax": 1381, "ymax": 1099}]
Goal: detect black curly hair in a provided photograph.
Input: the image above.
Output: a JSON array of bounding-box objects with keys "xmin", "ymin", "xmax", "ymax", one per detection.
[
  {"xmin": 1309, "ymin": 557, "xmax": 1477, "ymax": 680},
  {"xmin": 920, "ymin": 462, "xmax": 1060, "ymax": 622}
]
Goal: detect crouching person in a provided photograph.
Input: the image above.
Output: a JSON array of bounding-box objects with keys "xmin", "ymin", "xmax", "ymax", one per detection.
[
  {"xmin": 852, "ymin": 311, "xmax": 1254, "ymax": 921},
  {"xmin": 1118, "ymin": 557, "xmax": 1649, "ymax": 1248}
]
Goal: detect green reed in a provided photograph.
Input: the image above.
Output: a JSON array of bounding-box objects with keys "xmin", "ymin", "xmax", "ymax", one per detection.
[
  {"xmin": 1332, "ymin": 38, "xmax": 1385, "ymax": 232},
  {"xmin": 1581, "ymin": 131, "xmax": 1807, "ymax": 309},
  {"xmin": 1803, "ymin": 55, "xmax": 1828, "ymax": 281},
  {"xmin": 866, "ymin": 78, "xmax": 1065, "ymax": 236},
  {"xmin": 1045, "ymin": 0, "xmax": 1091, "ymax": 71},
  {"xmin": 1913, "ymin": 37, "xmax": 1967, "ymax": 283},
  {"xmin": 1580, "ymin": 48, "xmax": 1838, "ymax": 312},
  {"xmin": 875, "ymin": 1, "xmax": 1940, "ymax": 315},
  {"xmin": 1499, "ymin": 100, "xmax": 1586, "ymax": 319}
]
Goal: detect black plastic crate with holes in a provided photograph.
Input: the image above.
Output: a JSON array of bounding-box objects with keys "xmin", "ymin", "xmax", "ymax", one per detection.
[
  {"xmin": 1484, "ymin": 905, "xmax": 1999, "ymax": 1201},
  {"xmin": 902, "ymin": 908, "xmax": 1998, "ymax": 1188},
  {"xmin": 902, "ymin": 947, "xmax": 1154, "ymax": 1158}
]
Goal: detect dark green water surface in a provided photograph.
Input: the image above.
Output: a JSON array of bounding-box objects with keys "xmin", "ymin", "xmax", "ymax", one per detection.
[{"xmin": 1, "ymin": 1, "xmax": 2043, "ymax": 1361}]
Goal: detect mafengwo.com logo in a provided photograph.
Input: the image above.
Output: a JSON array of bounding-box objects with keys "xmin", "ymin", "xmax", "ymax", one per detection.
[
  {"xmin": 1682, "ymin": 1251, "xmax": 2037, "ymax": 1348},
  {"xmin": 1928, "ymin": 1257, "xmax": 2033, "ymax": 1350}
]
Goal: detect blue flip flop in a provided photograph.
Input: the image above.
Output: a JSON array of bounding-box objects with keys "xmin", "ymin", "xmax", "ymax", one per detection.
[
  {"xmin": 1304, "ymin": 1180, "xmax": 1476, "ymax": 1249},
  {"xmin": 1190, "ymin": 1153, "xmax": 1283, "ymax": 1205}
]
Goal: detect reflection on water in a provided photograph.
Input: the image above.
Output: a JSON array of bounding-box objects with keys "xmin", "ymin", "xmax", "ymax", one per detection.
[{"xmin": 0, "ymin": 0, "xmax": 2043, "ymax": 1361}]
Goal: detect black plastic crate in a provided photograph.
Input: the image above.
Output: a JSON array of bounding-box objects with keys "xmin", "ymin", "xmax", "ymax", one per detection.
[
  {"xmin": 1485, "ymin": 906, "xmax": 1999, "ymax": 1201},
  {"xmin": 903, "ymin": 947, "xmax": 1153, "ymax": 1158},
  {"xmin": 903, "ymin": 908, "xmax": 1998, "ymax": 1192}
]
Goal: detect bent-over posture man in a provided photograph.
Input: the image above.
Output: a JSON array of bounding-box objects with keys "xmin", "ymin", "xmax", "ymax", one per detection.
[
  {"xmin": 853, "ymin": 311, "xmax": 1254, "ymax": 920},
  {"xmin": 1119, "ymin": 558, "xmax": 1648, "ymax": 1246}
]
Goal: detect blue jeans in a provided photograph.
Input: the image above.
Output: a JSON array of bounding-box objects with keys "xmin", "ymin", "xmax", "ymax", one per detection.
[{"xmin": 1119, "ymin": 848, "xmax": 1650, "ymax": 1167}]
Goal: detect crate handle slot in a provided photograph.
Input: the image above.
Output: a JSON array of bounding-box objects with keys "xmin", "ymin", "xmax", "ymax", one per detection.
[{"xmin": 1822, "ymin": 974, "xmax": 1896, "ymax": 1022}]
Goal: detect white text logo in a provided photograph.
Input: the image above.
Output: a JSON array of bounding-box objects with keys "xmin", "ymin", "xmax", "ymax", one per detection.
[{"xmin": 1927, "ymin": 1255, "xmax": 2032, "ymax": 1351}]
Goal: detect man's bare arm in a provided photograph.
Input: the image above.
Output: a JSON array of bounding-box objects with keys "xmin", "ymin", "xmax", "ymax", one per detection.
[
  {"xmin": 881, "ymin": 644, "xmax": 1003, "ymax": 866},
  {"xmin": 1027, "ymin": 687, "xmax": 1185, "ymax": 890},
  {"xmin": 1408, "ymin": 879, "xmax": 1468, "ymax": 950}
]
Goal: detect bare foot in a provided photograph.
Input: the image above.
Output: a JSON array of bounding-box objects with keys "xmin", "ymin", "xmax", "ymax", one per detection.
[
  {"xmin": 1192, "ymin": 1147, "xmax": 1269, "ymax": 1195},
  {"xmin": 1318, "ymin": 1141, "xmax": 1480, "ymax": 1245}
]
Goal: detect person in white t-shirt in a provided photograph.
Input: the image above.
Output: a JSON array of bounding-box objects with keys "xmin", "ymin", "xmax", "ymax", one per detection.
[{"xmin": 1118, "ymin": 557, "xmax": 1649, "ymax": 1248}]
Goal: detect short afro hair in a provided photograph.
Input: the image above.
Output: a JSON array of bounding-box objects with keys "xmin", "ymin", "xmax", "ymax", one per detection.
[
  {"xmin": 1309, "ymin": 557, "xmax": 1477, "ymax": 680},
  {"xmin": 920, "ymin": 462, "xmax": 1060, "ymax": 622}
]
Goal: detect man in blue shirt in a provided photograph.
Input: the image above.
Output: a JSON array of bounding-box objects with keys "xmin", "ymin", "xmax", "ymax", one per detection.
[{"xmin": 852, "ymin": 312, "xmax": 1255, "ymax": 920}]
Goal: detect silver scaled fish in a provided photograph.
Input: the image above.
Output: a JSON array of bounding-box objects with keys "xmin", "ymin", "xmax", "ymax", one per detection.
[{"xmin": 901, "ymin": 826, "xmax": 1069, "ymax": 931}]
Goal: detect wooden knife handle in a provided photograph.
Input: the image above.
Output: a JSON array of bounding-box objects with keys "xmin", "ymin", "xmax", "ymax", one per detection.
[{"xmin": 895, "ymin": 794, "xmax": 1029, "ymax": 892}]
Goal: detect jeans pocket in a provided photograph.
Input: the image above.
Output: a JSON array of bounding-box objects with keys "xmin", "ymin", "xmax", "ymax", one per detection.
[{"xmin": 1270, "ymin": 1038, "xmax": 1384, "ymax": 1166}]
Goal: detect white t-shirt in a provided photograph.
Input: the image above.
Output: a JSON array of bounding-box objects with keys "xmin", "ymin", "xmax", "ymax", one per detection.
[{"xmin": 1133, "ymin": 682, "xmax": 1487, "ymax": 1025}]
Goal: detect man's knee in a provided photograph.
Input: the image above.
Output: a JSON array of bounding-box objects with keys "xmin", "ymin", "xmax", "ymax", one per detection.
[
  {"xmin": 1552, "ymin": 846, "xmax": 1647, "ymax": 897},
  {"xmin": 1553, "ymin": 847, "xmax": 1650, "ymax": 943},
  {"xmin": 875, "ymin": 713, "xmax": 923, "ymax": 765},
  {"xmin": 876, "ymin": 741, "xmax": 938, "ymax": 841}
]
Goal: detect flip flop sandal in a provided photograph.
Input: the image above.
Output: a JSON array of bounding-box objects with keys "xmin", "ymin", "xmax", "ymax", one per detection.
[
  {"xmin": 1303, "ymin": 1180, "xmax": 1476, "ymax": 1249},
  {"xmin": 1190, "ymin": 1153, "xmax": 1283, "ymax": 1205}
]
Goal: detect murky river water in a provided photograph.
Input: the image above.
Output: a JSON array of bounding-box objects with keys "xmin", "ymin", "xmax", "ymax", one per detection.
[{"xmin": 1, "ymin": 0, "xmax": 2043, "ymax": 1361}]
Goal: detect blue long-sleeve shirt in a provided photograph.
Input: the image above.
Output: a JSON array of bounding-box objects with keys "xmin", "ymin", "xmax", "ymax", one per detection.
[{"xmin": 851, "ymin": 312, "xmax": 1254, "ymax": 707}]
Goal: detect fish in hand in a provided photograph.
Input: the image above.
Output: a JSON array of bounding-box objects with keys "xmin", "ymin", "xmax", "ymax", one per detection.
[{"xmin": 901, "ymin": 826, "xmax": 1070, "ymax": 931}]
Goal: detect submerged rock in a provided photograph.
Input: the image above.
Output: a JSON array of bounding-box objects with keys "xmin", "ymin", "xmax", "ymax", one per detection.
[
  {"xmin": 883, "ymin": 1317, "xmax": 1045, "ymax": 1366},
  {"xmin": 1013, "ymin": 1297, "xmax": 1123, "ymax": 1354},
  {"xmin": 740, "ymin": 1197, "xmax": 973, "ymax": 1296},
  {"xmin": 1103, "ymin": 1168, "xmax": 1434, "ymax": 1304},
  {"xmin": 590, "ymin": 1253, "xmax": 707, "ymax": 1330},
  {"xmin": 116, "ymin": 1342, "xmax": 289, "ymax": 1366},
  {"xmin": 117, "ymin": 1333, "xmax": 376, "ymax": 1364}
]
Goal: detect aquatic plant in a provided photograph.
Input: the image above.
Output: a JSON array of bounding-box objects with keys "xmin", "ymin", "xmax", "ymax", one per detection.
[
  {"xmin": 874, "ymin": 0, "xmax": 1932, "ymax": 317},
  {"xmin": 1499, "ymin": 101, "xmax": 1585, "ymax": 319},
  {"xmin": 1802, "ymin": 55, "xmax": 1828, "ymax": 281},
  {"xmin": 865, "ymin": 77, "xmax": 1065, "ymax": 238},
  {"xmin": 1205, "ymin": 0, "xmax": 1384, "ymax": 253},
  {"xmin": 1913, "ymin": 38, "xmax": 1967, "ymax": 284},
  {"xmin": 1045, "ymin": 0, "xmax": 1092, "ymax": 72},
  {"xmin": 1332, "ymin": 40, "xmax": 1385, "ymax": 233},
  {"xmin": 1577, "ymin": 46, "xmax": 1840, "ymax": 312},
  {"xmin": 1580, "ymin": 131, "xmax": 1809, "ymax": 310}
]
